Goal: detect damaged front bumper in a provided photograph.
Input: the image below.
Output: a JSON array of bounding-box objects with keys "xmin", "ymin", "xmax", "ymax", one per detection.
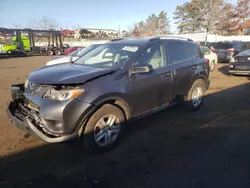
[
  {"xmin": 6, "ymin": 101, "xmax": 77, "ymax": 143},
  {"xmin": 229, "ymin": 69, "xmax": 250, "ymax": 75},
  {"xmin": 6, "ymin": 84, "xmax": 94, "ymax": 143}
]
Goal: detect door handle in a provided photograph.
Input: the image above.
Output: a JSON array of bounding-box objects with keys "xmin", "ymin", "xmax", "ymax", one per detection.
[{"xmin": 161, "ymin": 73, "xmax": 172, "ymax": 78}]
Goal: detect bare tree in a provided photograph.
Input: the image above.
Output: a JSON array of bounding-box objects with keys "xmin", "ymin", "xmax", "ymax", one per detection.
[
  {"xmin": 131, "ymin": 11, "xmax": 171, "ymax": 37},
  {"xmin": 174, "ymin": 0, "xmax": 233, "ymax": 34},
  {"xmin": 230, "ymin": 0, "xmax": 250, "ymax": 35},
  {"xmin": 127, "ymin": 24, "xmax": 134, "ymax": 36},
  {"xmin": 28, "ymin": 16, "xmax": 59, "ymax": 30}
]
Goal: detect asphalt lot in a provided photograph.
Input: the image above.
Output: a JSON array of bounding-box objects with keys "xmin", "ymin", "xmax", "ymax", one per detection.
[{"xmin": 1, "ymin": 57, "xmax": 250, "ymax": 188}]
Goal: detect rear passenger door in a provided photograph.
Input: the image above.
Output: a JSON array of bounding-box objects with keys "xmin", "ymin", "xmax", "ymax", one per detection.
[{"xmin": 164, "ymin": 40, "xmax": 199, "ymax": 99}]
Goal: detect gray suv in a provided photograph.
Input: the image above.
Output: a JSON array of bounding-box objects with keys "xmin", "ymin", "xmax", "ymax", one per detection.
[
  {"xmin": 6, "ymin": 37, "xmax": 210, "ymax": 152},
  {"xmin": 212, "ymin": 41, "xmax": 247, "ymax": 63}
]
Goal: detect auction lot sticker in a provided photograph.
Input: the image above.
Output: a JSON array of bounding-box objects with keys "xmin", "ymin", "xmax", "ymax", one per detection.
[{"xmin": 122, "ymin": 46, "xmax": 138, "ymax": 52}]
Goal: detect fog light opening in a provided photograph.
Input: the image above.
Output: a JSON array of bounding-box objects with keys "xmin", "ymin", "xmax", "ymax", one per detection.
[{"xmin": 56, "ymin": 122, "xmax": 63, "ymax": 129}]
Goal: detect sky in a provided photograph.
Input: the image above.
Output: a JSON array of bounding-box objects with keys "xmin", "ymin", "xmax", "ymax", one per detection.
[{"xmin": 0, "ymin": 0, "xmax": 238, "ymax": 33}]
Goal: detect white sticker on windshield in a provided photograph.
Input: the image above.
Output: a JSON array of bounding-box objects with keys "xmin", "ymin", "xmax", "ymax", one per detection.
[{"xmin": 122, "ymin": 46, "xmax": 138, "ymax": 52}]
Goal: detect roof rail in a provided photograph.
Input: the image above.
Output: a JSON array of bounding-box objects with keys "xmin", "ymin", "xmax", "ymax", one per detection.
[
  {"xmin": 153, "ymin": 35, "xmax": 193, "ymax": 42},
  {"xmin": 149, "ymin": 37, "xmax": 160, "ymax": 41}
]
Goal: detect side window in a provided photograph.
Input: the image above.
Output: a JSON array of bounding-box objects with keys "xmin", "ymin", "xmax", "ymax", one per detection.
[
  {"xmin": 136, "ymin": 43, "xmax": 165, "ymax": 70},
  {"xmin": 165, "ymin": 41, "xmax": 197, "ymax": 64}
]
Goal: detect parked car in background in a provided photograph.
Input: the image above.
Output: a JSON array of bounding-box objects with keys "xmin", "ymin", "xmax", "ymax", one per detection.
[
  {"xmin": 51, "ymin": 48, "xmax": 83, "ymax": 60},
  {"xmin": 228, "ymin": 49, "xmax": 250, "ymax": 76},
  {"xmin": 46, "ymin": 44, "xmax": 101, "ymax": 66},
  {"xmin": 200, "ymin": 46, "xmax": 218, "ymax": 71},
  {"xmin": 211, "ymin": 41, "xmax": 247, "ymax": 63},
  {"xmin": 245, "ymin": 42, "xmax": 250, "ymax": 49},
  {"xmin": 6, "ymin": 37, "xmax": 210, "ymax": 152},
  {"xmin": 64, "ymin": 46, "xmax": 83, "ymax": 55},
  {"xmin": 199, "ymin": 42, "xmax": 217, "ymax": 50}
]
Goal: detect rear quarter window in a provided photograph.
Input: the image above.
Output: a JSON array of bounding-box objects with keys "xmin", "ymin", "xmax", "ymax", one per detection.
[
  {"xmin": 165, "ymin": 40, "xmax": 198, "ymax": 64},
  {"xmin": 199, "ymin": 47, "xmax": 204, "ymax": 58}
]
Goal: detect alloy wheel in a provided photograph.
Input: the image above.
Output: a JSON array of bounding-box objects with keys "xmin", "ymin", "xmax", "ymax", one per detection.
[{"xmin": 93, "ymin": 114, "xmax": 121, "ymax": 146}]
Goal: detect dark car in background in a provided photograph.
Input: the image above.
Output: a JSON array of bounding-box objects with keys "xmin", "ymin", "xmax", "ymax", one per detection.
[
  {"xmin": 228, "ymin": 49, "xmax": 250, "ymax": 75},
  {"xmin": 212, "ymin": 41, "xmax": 247, "ymax": 63},
  {"xmin": 6, "ymin": 37, "xmax": 210, "ymax": 152}
]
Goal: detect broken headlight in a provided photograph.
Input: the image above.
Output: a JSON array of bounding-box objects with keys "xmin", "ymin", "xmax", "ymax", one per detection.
[{"xmin": 43, "ymin": 88, "xmax": 84, "ymax": 101}]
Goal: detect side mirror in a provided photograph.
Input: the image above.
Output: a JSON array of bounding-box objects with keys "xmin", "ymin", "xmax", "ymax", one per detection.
[{"xmin": 131, "ymin": 64, "xmax": 153, "ymax": 74}]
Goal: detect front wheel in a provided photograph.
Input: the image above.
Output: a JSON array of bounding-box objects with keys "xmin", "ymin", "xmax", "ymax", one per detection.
[
  {"xmin": 185, "ymin": 79, "xmax": 206, "ymax": 111},
  {"xmin": 81, "ymin": 104, "xmax": 125, "ymax": 153}
]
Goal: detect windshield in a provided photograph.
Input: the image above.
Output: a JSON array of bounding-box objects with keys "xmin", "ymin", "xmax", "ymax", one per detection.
[
  {"xmin": 237, "ymin": 50, "xmax": 250, "ymax": 57},
  {"xmin": 73, "ymin": 43, "xmax": 140, "ymax": 69},
  {"xmin": 76, "ymin": 44, "xmax": 100, "ymax": 57}
]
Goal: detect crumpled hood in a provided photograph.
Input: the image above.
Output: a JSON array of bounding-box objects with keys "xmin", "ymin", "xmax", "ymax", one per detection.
[{"xmin": 28, "ymin": 63, "xmax": 114, "ymax": 85}]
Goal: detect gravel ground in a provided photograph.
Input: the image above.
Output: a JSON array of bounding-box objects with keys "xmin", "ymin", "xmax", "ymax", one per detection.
[{"xmin": 1, "ymin": 57, "xmax": 250, "ymax": 188}]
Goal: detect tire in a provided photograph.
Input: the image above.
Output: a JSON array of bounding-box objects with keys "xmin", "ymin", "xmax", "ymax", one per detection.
[
  {"xmin": 55, "ymin": 50, "xmax": 61, "ymax": 55},
  {"xmin": 82, "ymin": 104, "xmax": 125, "ymax": 153},
  {"xmin": 210, "ymin": 61, "xmax": 215, "ymax": 72},
  {"xmin": 47, "ymin": 50, "xmax": 54, "ymax": 56},
  {"xmin": 185, "ymin": 79, "xmax": 206, "ymax": 111}
]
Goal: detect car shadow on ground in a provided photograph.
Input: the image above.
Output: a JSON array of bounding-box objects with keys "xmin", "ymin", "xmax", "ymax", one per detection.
[
  {"xmin": 218, "ymin": 65, "xmax": 229, "ymax": 76},
  {"xmin": 2, "ymin": 81, "xmax": 250, "ymax": 188}
]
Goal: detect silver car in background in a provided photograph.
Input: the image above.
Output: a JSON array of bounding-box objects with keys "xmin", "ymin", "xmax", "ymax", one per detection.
[
  {"xmin": 46, "ymin": 44, "xmax": 102, "ymax": 66},
  {"xmin": 200, "ymin": 46, "xmax": 218, "ymax": 71}
]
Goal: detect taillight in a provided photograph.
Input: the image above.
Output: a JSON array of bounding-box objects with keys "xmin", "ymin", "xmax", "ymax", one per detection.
[{"xmin": 227, "ymin": 48, "xmax": 236, "ymax": 53}]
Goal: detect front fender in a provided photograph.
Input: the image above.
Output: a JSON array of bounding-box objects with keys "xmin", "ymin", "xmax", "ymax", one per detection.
[{"xmin": 91, "ymin": 93, "xmax": 132, "ymax": 120}]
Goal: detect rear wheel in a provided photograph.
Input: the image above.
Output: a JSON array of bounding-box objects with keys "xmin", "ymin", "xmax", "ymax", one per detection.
[
  {"xmin": 185, "ymin": 79, "xmax": 206, "ymax": 111},
  {"xmin": 81, "ymin": 104, "xmax": 125, "ymax": 153}
]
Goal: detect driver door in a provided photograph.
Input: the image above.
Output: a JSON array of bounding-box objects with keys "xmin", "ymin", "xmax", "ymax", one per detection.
[{"xmin": 129, "ymin": 42, "xmax": 172, "ymax": 116}]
